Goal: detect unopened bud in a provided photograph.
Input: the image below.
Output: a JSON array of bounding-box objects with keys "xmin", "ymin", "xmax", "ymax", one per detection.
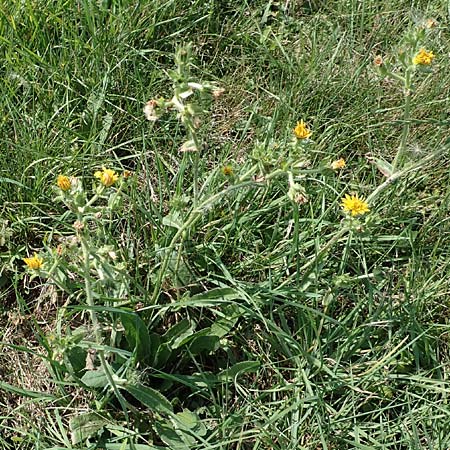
[
  {"xmin": 73, "ymin": 220, "xmax": 84, "ymax": 232},
  {"xmin": 373, "ymin": 55, "xmax": 383, "ymax": 66},
  {"xmin": 212, "ymin": 88, "xmax": 225, "ymax": 99},
  {"xmin": 143, "ymin": 100, "xmax": 159, "ymax": 121}
]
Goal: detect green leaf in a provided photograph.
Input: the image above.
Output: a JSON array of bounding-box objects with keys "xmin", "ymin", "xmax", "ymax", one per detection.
[
  {"xmin": 0, "ymin": 177, "xmax": 30, "ymax": 190},
  {"xmin": 172, "ymin": 409, "xmax": 207, "ymax": 437},
  {"xmin": 210, "ymin": 306, "xmax": 241, "ymax": 338},
  {"xmin": 81, "ymin": 369, "xmax": 108, "ymax": 388},
  {"xmin": 148, "ymin": 333, "xmax": 161, "ymax": 366},
  {"xmin": 124, "ymin": 383, "xmax": 173, "ymax": 414},
  {"xmin": 0, "ymin": 380, "xmax": 56, "ymax": 400},
  {"xmin": 120, "ymin": 312, "xmax": 152, "ymax": 364},
  {"xmin": 218, "ymin": 361, "xmax": 260, "ymax": 382},
  {"xmin": 154, "ymin": 422, "xmax": 190, "ymax": 450},
  {"xmin": 98, "ymin": 111, "xmax": 113, "ymax": 147},
  {"xmin": 189, "ymin": 334, "xmax": 220, "ymax": 354},
  {"xmin": 70, "ymin": 412, "xmax": 109, "ymax": 445},
  {"xmin": 162, "ymin": 211, "xmax": 183, "ymax": 230},
  {"xmin": 104, "ymin": 445, "xmax": 164, "ymax": 450},
  {"xmin": 366, "ymin": 154, "xmax": 393, "ymax": 177},
  {"xmin": 155, "ymin": 342, "xmax": 172, "ymax": 368},
  {"xmin": 152, "ymin": 371, "xmax": 219, "ymax": 391},
  {"xmin": 187, "ymin": 287, "xmax": 245, "ymax": 305},
  {"xmin": 65, "ymin": 345, "xmax": 87, "ymax": 377},
  {"xmin": 163, "ymin": 319, "xmax": 194, "ymax": 349}
]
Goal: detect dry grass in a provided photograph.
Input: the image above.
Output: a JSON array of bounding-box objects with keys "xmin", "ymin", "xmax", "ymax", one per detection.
[{"xmin": 0, "ymin": 285, "xmax": 59, "ymax": 436}]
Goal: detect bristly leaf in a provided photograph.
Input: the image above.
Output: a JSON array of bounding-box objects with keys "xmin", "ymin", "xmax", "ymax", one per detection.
[
  {"xmin": 120, "ymin": 312, "xmax": 152, "ymax": 365},
  {"xmin": 70, "ymin": 412, "xmax": 109, "ymax": 445},
  {"xmin": 366, "ymin": 153, "xmax": 394, "ymax": 177},
  {"xmin": 123, "ymin": 383, "xmax": 173, "ymax": 415},
  {"xmin": 81, "ymin": 369, "xmax": 108, "ymax": 388}
]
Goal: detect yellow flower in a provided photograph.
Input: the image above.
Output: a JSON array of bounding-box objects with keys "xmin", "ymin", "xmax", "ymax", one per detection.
[
  {"xmin": 23, "ymin": 253, "xmax": 44, "ymax": 270},
  {"xmin": 94, "ymin": 167, "xmax": 119, "ymax": 187},
  {"xmin": 222, "ymin": 165, "xmax": 233, "ymax": 176},
  {"xmin": 412, "ymin": 48, "xmax": 435, "ymax": 65},
  {"xmin": 293, "ymin": 120, "xmax": 312, "ymax": 139},
  {"xmin": 331, "ymin": 158, "xmax": 346, "ymax": 170},
  {"xmin": 341, "ymin": 194, "xmax": 370, "ymax": 217},
  {"xmin": 57, "ymin": 175, "xmax": 71, "ymax": 191}
]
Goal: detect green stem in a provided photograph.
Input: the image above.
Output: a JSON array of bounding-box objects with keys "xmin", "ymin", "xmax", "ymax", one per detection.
[
  {"xmin": 367, "ymin": 149, "xmax": 442, "ymax": 204},
  {"xmin": 240, "ymin": 163, "xmax": 259, "ymax": 180},
  {"xmin": 151, "ymin": 167, "xmax": 297, "ymax": 304},
  {"xmin": 278, "ymin": 226, "xmax": 349, "ymax": 289},
  {"xmin": 79, "ymin": 227, "xmax": 129, "ymax": 421},
  {"xmin": 300, "ymin": 226, "xmax": 349, "ymax": 274},
  {"xmin": 392, "ymin": 68, "xmax": 412, "ymax": 171},
  {"xmin": 191, "ymin": 132, "xmax": 201, "ymax": 207},
  {"xmin": 151, "ymin": 179, "xmax": 262, "ymax": 305},
  {"xmin": 84, "ymin": 193, "xmax": 100, "ymax": 209},
  {"xmin": 79, "ymin": 233, "xmax": 102, "ymax": 344}
]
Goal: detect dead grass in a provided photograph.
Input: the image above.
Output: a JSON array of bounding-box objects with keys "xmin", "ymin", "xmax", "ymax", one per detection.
[{"xmin": 0, "ymin": 285, "xmax": 61, "ymax": 437}]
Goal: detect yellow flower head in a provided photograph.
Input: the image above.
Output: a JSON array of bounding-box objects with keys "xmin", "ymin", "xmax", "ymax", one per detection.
[
  {"xmin": 94, "ymin": 167, "xmax": 119, "ymax": 187},
  {"xmin": 412, "ymin": 48, "xmax": 435, "ymax": 65},
  {"xmin": 23, "ymin": 253, "xmax": 44, "ymax": 270},
  {"xmin": 222, "ymin": 165, "xmax": 233, "ymax": 176},
  {"xmin": 331, "ymin": 158, "xmax": 346, "ymax": 170},
  {"xmin": 57, "ymin": 175, "xmax": 72, "ymax": 191},
  {"xmin": 293, "ymin": 120, "xmax": 312, "ymax": 139},
  {"xmin": 341, "ymin": 194, "xmax": 370, "ymax": 217}
]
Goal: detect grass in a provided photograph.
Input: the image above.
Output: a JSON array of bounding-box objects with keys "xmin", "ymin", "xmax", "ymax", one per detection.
[{"xmin": 1, "ymin": 0, "xmax": 450, "ymax": 449}]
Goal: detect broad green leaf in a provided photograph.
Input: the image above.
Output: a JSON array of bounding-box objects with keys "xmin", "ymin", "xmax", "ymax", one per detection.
[
  {"xmin": 186, "ymin": 287, "xmax": 245, "ymax": 306},
  {"xmin": 148, "ymin": 333, "xmax": 161, "ymax": 366},
  {"xmin": 163, "ymin": 319, "xmax": 194, "ymax": 349},
  {"xmin": 172, "ymin": 409, "xmax": 207, "ymax": 437},
  {"xmin": 210, "ymin": 307, "xmax": 240, "ymax": 338},
  {"xmin": 120, "ymin": 312, "xmax": 152, "ymax": 364},
  {"xmin": 152, "ymin": 371, "xmax": 218, "ymax": 390},
  {"xmin": 163, "ymin": 318, "xmax": 191, "ymax": 341},
  {"xmin": 218, "ymin": 361, "xmax": 260, "ymax": 382},
  {"xmin": 155, "ymin": 342, "xmax": 172, "ymax": 368},
  {"xmin": 154, "ymin": 422, "xmax": 190, "ymax": 450},
  {"xmin": 98, "ymin": 111, "xmax": 113, "ymax": 146},
  {"xmin": 189, "ymin": 334, "xmax": 220, "ymax": 354},
  {"xmin": 70, "ymin": 412, "xmax": 109, "ymax": 445},
  {"xmin": 162, "ymin": 211, "xmax": 183, "ymax": 230},
  {"xmin": 124, "ymin": 383, "xmax": 173, "ymax": 414},
  {"xmin": 65, "ymin": 345, "xmax": 87, "ymax": 377},
  {"xmin": 81, "ymin": 369, "xmax": 108, "ymax": 388},
  {"xmin": 366, "ymin": 154, "xmax": 393, "ymax": 177},
  {"xmin": 104, "ymin": 445, "xmax": 163, "ymax": 450}
]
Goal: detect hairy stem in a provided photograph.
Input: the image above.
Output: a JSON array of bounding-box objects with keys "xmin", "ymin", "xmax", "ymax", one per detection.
[
  {"xmin": 79, "ymin": 227, "xmax": 129, "ymax": 422},
  {"xmin": 392, "ymin": 69, "xmax": 412, "ymax": 171}
]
